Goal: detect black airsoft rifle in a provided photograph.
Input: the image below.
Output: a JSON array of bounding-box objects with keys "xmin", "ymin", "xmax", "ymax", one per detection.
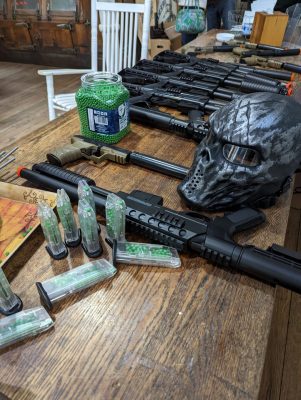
[
  {"xmin": 151, "ymin": 53, "xmax": 286, "ymax": 86},
  {"xmin": 134, "ymin": 58, "xmax": 285, "ymax": 89},
  {"xmin": 120, "ymin": 70, "xmax": 212, "ymax": 140},
  {"xmin": 120, "ymin": 67, "xmax": 238, "ymax": 101},
  {"xmin": 185, "ymin": 57, "xmax": 294, "ymax": 89},
  {"xmin": 133, "ymin": 59, "xmax": 289, "ymax": 95},
  {"xmin": 180, "ymin": 56, "xmax": 289, "ymax": 86},
  {"xmin": 129, "ymin": 101, "xmax": 209, "ymax": 142},
  {"xmin": 124, "ymin": 82, "xmax": 225, "ymax": 114},
  {"xmin": 153, "ymin": 50, "xmax": 293, "ymax": 82},
  {"xmin": 19, "ymin": 163, "xmax": 301, "ymax": 294}
]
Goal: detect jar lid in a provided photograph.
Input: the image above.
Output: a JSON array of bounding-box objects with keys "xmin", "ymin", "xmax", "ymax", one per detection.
[{"xmin": 81, "ymin": 72, "xmax": 121, "ymax": 88}]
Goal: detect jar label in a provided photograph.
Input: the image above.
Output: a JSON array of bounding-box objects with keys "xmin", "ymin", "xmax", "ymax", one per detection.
[{"xmin": 87, "ymin": 101, "xmax": 129, "ymax": 135}]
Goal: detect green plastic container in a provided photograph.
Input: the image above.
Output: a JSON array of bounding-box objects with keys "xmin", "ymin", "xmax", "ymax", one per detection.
[{"xmin": 76, "ymin": 72, "xmax": 130, "ymax": 144}]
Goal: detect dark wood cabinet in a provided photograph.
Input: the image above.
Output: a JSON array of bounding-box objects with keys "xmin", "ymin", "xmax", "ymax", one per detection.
[{"xmin": 0, "ymin": 0, "xmax": 98, "ymax": 67}]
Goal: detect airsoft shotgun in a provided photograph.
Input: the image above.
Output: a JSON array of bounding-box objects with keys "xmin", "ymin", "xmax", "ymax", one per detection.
[
  {"xmin": 153, "ymin": 50, "xmax": 293, "ymax": 82},
  {"xmin": 124, "ymin": 82, "xmax": 225, "ymax": 114},
  {"xmin": 150, "ymin": 54, "xmax": 286, "ymax": 86},
  {"xmin": 129, "ymin": 103, "xmax": 209, "ymax": 141},
  {"xmin": 120, "ymin": 67, "xmax": 239, "ymax": 101},
  {"xmin": 133, "ymin": 59, "xmax": 289, "ymax": 95},
  {"xmin": 19, "ymin": 163, "xmax": 301, "ymax": 294}
]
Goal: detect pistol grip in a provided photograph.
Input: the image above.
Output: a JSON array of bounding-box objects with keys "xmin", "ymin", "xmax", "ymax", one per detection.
[
  {"xmin": 47, "ymin": 144, "xmax": 82, "ymax": 166},
  {"xmin": 47, "ymin": 142, "xmax": 96, "ymax": 166}
]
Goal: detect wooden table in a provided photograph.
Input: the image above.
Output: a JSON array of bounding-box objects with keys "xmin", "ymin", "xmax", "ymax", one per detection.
[{"xmin": 0, "ymin": 31, "xmax": 296, "ymax": 400}]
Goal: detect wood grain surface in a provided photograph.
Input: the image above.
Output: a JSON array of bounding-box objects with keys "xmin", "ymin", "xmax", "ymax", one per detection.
[
  {"xmin": 279, "ymin": 207, "xmax": 301, "ymax": 400},
  {"xmin": 0, "ymin": 31, "xmax": 296, "ymax": 400},
  {"xmin": 0, "ymin": 62, "xmax": 80, "ymax": 148},
  {"xmin": 258, "ymin": 206, "xmax": 301, "ymax": 400}
]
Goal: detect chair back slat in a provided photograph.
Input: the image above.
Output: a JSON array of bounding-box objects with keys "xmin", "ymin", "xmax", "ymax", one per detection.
[
  {"xmin": 92, "ymin": 0, "xmax": 151, "ymax": 73},
  {"xmin": 123, "ymin": 11, "xmax": 129, "ymax": 70},
  {"xmin": 132, "ymin": 13, "xmax": 138, "ymax": 66},
  {"xmin": 107, "ymin": 11, "xmax": 110, "ymax": 70},
  {"xmin": 110, "ymin": 11, "xmax": 115, "ymax": 70},
  {"xmin": 114, "ymin": 11, "xmax": 119, "ymax": 73},
  {"xmin": 128, "ymin": 12, "xmax": 134, "ymax": 68},
  {"xmin": 101, "ymin": 10, "xmax": 106, "ymax": 70},
  {"xmin": 119, "ymin": 11, "xmax": 124, "ymax": 72}
]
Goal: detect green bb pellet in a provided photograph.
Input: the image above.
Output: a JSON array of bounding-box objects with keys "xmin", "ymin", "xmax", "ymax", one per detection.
[
  {"xmin": 75, "ymin": 72, "xmax": 130, "ymax": 144},
  {"xmin": 116, "ymin": 242, "xmax": 181, "ymax": 268}
]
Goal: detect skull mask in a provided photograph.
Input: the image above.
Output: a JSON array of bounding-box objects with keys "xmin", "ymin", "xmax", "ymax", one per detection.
[{"xmin": 178, "ymin": 92, "xmax": 301, "ymax": 211}]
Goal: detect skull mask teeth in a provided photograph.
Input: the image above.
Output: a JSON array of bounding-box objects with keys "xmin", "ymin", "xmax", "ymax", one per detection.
[{"xmin": 178, "ymin": 93, "xmax": 301, "ymax": 211}]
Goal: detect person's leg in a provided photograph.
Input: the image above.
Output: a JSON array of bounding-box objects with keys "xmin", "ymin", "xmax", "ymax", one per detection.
[
  {"xmin": 181, "ymin": 32, "xmax": 198, "ymax": 45},
  {"xmin": 274, "ymin": 0, "xmax": 300, "ymax": 12},
  {"xmin": 207, "ymin": 3, "xmax": 221, "ymax": 30},
  {"xmin": 220, "ymin": 0, "xmax": 236, "ymax": 30}
]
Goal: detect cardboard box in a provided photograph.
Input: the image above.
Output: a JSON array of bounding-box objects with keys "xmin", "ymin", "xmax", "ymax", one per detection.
[
  {"xmin": 150, "ymin": 25, "xmax": 181, "ymax": 57},
  {"xmin": 250, "ymin": 12, "xmax": 289, "ymax": 46},
  {"xmin": 150, "ymin": 38, "xmax": 170, "ymax": 57},
  {"xmin": 165, "ymin": 25, "xmax": 181, "ymax": 51}
]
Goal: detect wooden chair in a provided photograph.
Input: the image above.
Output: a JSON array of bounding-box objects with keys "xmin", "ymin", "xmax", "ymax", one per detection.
[{"xmin": 38, "ymin": 0, "xmax": 151, "ymax": 121}]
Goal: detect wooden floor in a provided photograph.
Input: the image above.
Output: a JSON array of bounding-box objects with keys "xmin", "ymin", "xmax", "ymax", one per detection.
[
  {"xmin": 0, "ymin": 62, "xmax": 301, "ymax": 399},
  {"xmin": 0, "ymin": 62, "xmax": 80, "ymax": 148}
]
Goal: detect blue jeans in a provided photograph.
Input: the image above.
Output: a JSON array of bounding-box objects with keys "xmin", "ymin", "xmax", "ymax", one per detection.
[
  {"xmin": 182, "ymin": 32, "xmax": 198, "ymax": 45},
  {"xmin": 207, "ymin": 0, "xmax": 236, "ymax": 30}
]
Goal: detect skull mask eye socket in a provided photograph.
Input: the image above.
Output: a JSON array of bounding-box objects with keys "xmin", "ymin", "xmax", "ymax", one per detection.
[{"xmin": 223, "ymin": 143, "xmax": 260, "ymax": 167}]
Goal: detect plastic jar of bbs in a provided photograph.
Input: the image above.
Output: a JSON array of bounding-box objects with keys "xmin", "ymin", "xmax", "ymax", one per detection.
[{"xmin": 75, "ymin": 72, "xmax": 130, "ymax": 144}]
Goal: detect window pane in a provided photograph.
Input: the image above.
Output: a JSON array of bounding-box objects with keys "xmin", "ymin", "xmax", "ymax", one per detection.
[
  {"xmin": 15, "ymin": 0, "xmax": 37, "ymax": 10},
  {"xmin": 0, "ymin": 0, "xmax": 3, "ymax": 9},
  {"xmin": 50, "ymin": 0, "xmax": 76, "ymax": 11}
]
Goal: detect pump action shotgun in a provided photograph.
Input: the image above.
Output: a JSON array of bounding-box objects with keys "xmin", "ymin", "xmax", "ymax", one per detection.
[{"xmin": 19, "ymin": 162, "xmax": 301, "ymax": 295}]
